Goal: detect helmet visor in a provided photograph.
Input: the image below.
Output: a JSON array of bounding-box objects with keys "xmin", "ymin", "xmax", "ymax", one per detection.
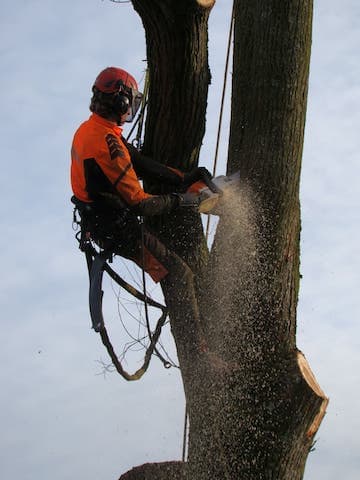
[{"xmin": 125, "ymin": 89, "xmax": 143, "ymax": 123}]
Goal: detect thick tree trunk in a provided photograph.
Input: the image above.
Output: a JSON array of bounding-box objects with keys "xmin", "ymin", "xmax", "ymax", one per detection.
[
  {"xmin": 119, "ymin": 1, "xmax": 328, "ymax": 479},
  {"xmin": 132, "ymin": 0, "xmax": 210, "ymax": 272},
  {"xmin": 200, "ymin": 1, "xmax": 328, "ymax": 478}
]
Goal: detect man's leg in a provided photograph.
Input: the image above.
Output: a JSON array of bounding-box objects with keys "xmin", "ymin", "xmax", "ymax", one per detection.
[
  {"xmin": 141, "ymin": 230, "xmax": 207, "ymax": 363},
  {"xmin": 100, "ymin": 216, "xmax": 207, "ymax": 365}
]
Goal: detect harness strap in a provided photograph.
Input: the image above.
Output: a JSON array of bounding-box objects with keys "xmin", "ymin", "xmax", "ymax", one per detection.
[{"xmin": 89, "ymin": 253, "xmax": 107, "ymax": 332}]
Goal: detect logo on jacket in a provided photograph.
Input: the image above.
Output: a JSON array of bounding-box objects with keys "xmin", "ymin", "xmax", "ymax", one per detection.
[{"xmin": 106, "ymin": 134, "xmax": 125, "ymax": 161}]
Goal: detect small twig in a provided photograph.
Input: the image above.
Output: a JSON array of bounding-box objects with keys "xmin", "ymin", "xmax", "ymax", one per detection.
[
  {"xmin": 103, "ymin": 0, "xmax": 131, "ymax": 4},
  {"xmin": 95, "ymin": 359, "xmax": 116, "ymax": 378}
]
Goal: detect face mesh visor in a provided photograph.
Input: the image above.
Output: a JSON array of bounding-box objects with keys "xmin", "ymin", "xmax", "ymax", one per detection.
[{"xmin": 125, "ymin": 90, "xmax": 143, "ymax": 123}]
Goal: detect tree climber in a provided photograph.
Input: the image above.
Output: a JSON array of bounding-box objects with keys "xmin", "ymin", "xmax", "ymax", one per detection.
[{"xmin": 71, "ymin": 66, "xmax": 212, "ymax": 357}]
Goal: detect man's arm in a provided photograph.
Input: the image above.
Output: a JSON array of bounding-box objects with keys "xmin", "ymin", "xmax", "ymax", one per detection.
[{"xmin": 124, "ymin": 139, "xmax": 184, "ymax": 186}]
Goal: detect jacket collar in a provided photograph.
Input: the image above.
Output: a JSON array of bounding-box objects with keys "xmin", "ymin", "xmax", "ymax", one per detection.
[{"xmin": 89, "ymin": 113, "xmax": 122, "ymax": 135}]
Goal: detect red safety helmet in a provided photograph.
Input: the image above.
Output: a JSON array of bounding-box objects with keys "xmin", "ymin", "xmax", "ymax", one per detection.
[{"xmin": 93, "ymin": 67, "xmax": 143, "ymax": 122}]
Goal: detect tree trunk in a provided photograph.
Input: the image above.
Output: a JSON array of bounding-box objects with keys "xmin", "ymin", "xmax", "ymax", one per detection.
[{"xmin": 119, "ymin": 1, "xmax": 328, "ymax": 479}]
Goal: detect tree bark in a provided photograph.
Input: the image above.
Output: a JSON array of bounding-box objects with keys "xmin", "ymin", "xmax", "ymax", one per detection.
[{"xmin": 119, "ymin": 1, "xmax": 328, "ymax": 479}]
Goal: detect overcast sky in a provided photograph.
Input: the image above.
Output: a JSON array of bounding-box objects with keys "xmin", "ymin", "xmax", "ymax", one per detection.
[{"xmin": 0, "ymin": 1, "xmax": 359, "ymax": 479}]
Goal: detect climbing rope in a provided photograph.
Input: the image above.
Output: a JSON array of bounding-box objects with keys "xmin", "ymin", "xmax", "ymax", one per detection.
[
  {"xmin": 205, "ymin": 1, "xmax": 235, "ymax": 241},
  {"xmin": 129, "ymin": 68, "xmax": 175, "ymax": 369},
  {"xmin": 104, "ymin": 67, "xmax": 177, "ymax": 376},
  {"xmin": 126, "ymin": 67, "xmax": 150, "ymax": 147}
]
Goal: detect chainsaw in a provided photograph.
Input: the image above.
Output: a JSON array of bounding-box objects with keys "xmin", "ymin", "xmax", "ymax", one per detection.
[{"xmin": 187, "ymin": 171, "xmax": 240, "ymax": 214}]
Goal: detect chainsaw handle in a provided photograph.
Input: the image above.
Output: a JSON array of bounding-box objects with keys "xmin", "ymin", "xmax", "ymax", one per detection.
[{"xmin": 186, "ymin": 167, "xmax": 223, "ymax": 194}]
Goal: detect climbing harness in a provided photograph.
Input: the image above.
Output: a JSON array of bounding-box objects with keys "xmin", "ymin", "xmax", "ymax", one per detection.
[{"xmin": 72, "ymin": 199, "xmax": 174, "ymax": 381}]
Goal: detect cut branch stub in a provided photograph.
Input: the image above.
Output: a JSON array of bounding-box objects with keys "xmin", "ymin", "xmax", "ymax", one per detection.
[
  {"xmin": 196, "ymin": 0, "xmax": 216, "ymax": 8},
  {"xmin": 119, "ymin": 461, "xmax": 186, "ymax": 480},
  {"xmin": 297, "ymin": 350, "xmax": 329, "ymax": 438}
]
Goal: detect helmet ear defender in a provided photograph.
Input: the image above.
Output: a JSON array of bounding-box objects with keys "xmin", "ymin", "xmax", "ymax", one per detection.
[{"xmin": 113, "ymin": 93, "xmax": 130, "ymax": 115}]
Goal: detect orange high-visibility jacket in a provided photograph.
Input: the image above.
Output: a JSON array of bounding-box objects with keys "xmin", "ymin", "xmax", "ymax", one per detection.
[
  {"xmin": 71, "ymin": 113, "xmax": 186, "ymax": 281},
  {"xmin": 71, "ymin": 113, "xmax": 152, "ymax": 206}
]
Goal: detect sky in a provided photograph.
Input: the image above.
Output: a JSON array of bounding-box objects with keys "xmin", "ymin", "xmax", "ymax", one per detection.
[{"xmin": 0, "ymin": 1, "xmax": 359, "ymax": 479}]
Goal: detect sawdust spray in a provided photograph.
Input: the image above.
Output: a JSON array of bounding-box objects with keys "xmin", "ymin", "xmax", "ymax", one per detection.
[{"xmin": 203, "ymin": 181, "xmax": 269, "ymax": 362}]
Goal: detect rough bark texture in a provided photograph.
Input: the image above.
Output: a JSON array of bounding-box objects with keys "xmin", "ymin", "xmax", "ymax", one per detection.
[
  {"xmin": 132, "ymin": 0, "xmax": 210, "ymax": 272},
  {"xmin": 119, "ymin": 1, "xmax": 328, "ymax": 479}
]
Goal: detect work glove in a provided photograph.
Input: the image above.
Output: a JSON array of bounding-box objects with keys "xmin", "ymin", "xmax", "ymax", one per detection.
[
  {"xmin": 183, "ymin": 167, "xmax": 213, "ymax": 188},
  {"xmin": 172, "ymin": 192, "xmax": 201, "ymax": 208}
]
